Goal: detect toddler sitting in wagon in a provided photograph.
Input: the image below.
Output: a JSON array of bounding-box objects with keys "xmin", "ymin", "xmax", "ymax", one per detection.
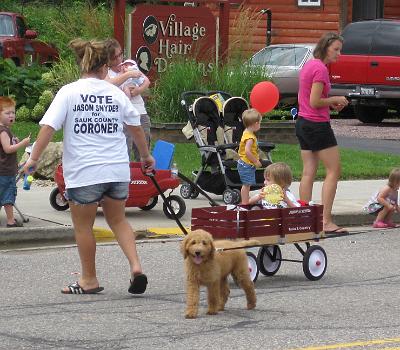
[{"xmin": 249, "ymin": 162, "xmax": 300, "ymax": 209}]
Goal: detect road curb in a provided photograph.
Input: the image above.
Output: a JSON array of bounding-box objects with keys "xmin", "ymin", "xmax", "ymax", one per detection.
[
  {"xmin": 0, "ymin": 212, "xmax": 382, "ymax": 247},
  {"xmin": 0, "ymin": 225, "xmax": 75, "ymax": 245}
]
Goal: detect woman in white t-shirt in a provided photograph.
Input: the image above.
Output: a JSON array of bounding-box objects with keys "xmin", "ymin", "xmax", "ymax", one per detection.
[
  {"xmin": 23, "ymin": 38, "xmax": 155, "ymax": 296},
  {"xmin": 105, "ymin": 38, "xmax": 151, "ymax": 161}
]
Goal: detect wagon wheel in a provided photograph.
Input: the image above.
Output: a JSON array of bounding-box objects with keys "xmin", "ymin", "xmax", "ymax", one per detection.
[
  {"xmin": 246, "ymin": 252, "xmax": 259, "ymax": 282},
  {"xmin": 49, "ymin": 188, "xmax": 69, "ymax": 211},
  {"xmin": 302, "ymin": 245, "xmax": 327, "ymax": 281},
  {"xmin": 257, "ymin": 245, "xmax": 282, "ymax": 276},
  {"xmin": 163, "ymin": 195, "xmax": 186, "ymax": 219},
  {"xmin": 139, "ymin": 196, "xmax": 158, "ymax": 211}
]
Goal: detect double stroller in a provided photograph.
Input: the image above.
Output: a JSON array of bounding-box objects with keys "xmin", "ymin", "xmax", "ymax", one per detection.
[{"xmin": 180, "ymin": 90, "xmax": 275, "ymax": 204}]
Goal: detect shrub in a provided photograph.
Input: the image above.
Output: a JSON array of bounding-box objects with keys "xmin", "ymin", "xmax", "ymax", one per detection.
[
  {"xmin": 31, "ymin": 103, "xmax": 46, "ymax": 121},
  {"xmin": 16, "ymin": 106, "xmax": 31, "ymax": 121},
  {"xmin": 0, "ymin": 58, "xmax": 48, "ymax": 110},
  {"xmin": 147, "ymin": 58, "xmax": 270, "ymax": 123}
]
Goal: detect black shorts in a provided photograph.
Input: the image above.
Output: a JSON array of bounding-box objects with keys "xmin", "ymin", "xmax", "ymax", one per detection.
[{"xmin": 295, "ymin": 117, "xmax": 337, "ymax": 151}]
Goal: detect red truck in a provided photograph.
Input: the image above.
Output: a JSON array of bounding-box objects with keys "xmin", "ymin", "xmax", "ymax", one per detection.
[
  {"xmin": 0, "ymin": 11, "xmax": 58, "ymax": 66},
  {"xmin": 329, "ymin": 19, "xmax": 400, "ymax": 124}
]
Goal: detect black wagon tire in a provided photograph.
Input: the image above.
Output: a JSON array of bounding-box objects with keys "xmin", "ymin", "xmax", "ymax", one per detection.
[
  {"xmin": 246, "ymin": 252, "xmax": 259, "ymax": 282},
  {"xmin": 139, "ymin": 196, "xmax": 158, "ymax": 211},
  {"xmin": 302, "ymin": 245, "xmax": 327, "ymax": 281},
  {"xmin": 163, "ymin": 195, "xmax": 186, "ymax": 219},
  {"xmin": 49, "ymin": 187, "xmax": 69, "ymax": 211},
  {"xmin": 257, "ymin": 245, "xmax": 282, "ymax": 276}
]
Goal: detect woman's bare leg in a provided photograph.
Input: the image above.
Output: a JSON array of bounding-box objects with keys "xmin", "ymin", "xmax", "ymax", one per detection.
[
  {"xmin": 317, "ymin": 145, "xmax": 342, "ymax": 231},
  {"xmin": 101, "ymin": 196, "xmax": 143, "ymax": 275},
  {"xmin": 64, "ymin": 202, "xmax": 99, "ymax": 291},
  {"xmin": 299, "ymin": 150, "xmax": 318, "ymax": 202}
]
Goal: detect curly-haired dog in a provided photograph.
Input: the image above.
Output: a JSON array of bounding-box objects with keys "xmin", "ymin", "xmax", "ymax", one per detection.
[{"xmin": 181, "ymin": 229, "xmax": 258, "ymax": 319}]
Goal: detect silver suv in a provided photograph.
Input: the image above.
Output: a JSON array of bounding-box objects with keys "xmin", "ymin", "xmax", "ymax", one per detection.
[{"xmin": 249, "ymin": 43, "xmax": 315, "ymax": 107}]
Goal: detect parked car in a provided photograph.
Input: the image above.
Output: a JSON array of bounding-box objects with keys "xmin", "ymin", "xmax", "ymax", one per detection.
[
  {"xmin": 248, "ymin": 43, "xmax": 315, "ymax": 107},
  {"xmin": 0, "ymin": 11, "xmax": 59, "ymax": 66},
  {"xmin": 329, "ymin": 19, "xmax": 400, "ymax": 123}
]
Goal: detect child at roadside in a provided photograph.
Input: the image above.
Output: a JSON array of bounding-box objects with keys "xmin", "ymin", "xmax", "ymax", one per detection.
[
  {"xmin": 249, "ymin": 162, "xmax": 300, "ymax": 208},
  {"xmin": 0, "ymin": 96, "xmax": 31, "ymax": 227},
  {"xmin": 363, "ymin": 168, "xmax": 400, "ymax": 228},
  {"xmin": 237, "ymin": 108, "xmax": 262, "ymax": 204},
  {"xmin": 119, "ymin": 59, "xmax": 145, "ymax": 99}
]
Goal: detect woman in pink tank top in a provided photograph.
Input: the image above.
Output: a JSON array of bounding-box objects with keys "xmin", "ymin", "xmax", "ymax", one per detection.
[{"xmin": 295, "ymin": 32, "xmax": 349, "ymax": 234}]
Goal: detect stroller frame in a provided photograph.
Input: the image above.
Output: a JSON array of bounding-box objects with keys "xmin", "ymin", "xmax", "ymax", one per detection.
[{"xmin": 180, "ymin": 90, "xmax": 275, "ymax": 205}]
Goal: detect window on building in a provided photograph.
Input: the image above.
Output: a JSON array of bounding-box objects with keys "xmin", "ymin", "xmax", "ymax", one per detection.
[{"xmin": 298, "ymin": 0, "xmax": 321, "ymax": 7}]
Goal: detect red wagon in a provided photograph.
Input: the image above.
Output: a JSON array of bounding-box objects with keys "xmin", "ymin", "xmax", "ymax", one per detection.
[
  {"xmin": 49, "ymin": 162, "xmax": 186, "ymax": 219},
  {"xmin": 191, "ymin": 204, "xmax": 327, "ymax": 282}
]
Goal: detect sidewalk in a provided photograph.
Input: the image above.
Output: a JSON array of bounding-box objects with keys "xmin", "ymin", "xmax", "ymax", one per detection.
[{"xmin": 0, "ymin": 179, "xmax": 393, "ymax": 246}]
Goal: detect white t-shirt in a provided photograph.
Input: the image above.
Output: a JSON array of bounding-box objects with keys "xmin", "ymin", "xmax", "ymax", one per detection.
[
  {"xmin": 108, "ymin": 67, "xmax": 147, "ymax": 115},
  {"xmin": 40, "ymin": 78, "xmax": 141, "ymax": 189}
]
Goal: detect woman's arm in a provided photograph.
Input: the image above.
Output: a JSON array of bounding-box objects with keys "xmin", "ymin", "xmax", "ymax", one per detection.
[
  {"xmin": 105, "ymin": 70, "xmax": 142, "ymax": 87},
  {"xmin": 129, "ymin": 75, "xmax": 150, "ymax": 97},
  {"xmin": 310, "ymin": 82, "xmax": 349, "ymax": 109}
]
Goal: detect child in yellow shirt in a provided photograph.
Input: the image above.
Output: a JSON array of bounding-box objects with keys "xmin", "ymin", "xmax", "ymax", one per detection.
[{"xmin": 237, "ymin": 108, "xmax": 262, "ymax": 204}]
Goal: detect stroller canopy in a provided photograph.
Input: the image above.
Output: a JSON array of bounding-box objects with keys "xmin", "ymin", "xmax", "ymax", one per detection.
[{"xmin": 222, "ymin": 97, "xmax": 249, "ymax": 144}]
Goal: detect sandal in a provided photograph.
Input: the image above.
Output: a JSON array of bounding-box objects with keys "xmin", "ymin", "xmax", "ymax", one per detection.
[
  {"xmin": 128, "ymin": 273, "xmax": 148, "ymax": 294},
  {"xmin": 61, "ymin": 281, "xmax": 104, "ymax": 294},
  {"xmin": 6, "ymin": 221, "xmax": 23, "ymax": 228}
]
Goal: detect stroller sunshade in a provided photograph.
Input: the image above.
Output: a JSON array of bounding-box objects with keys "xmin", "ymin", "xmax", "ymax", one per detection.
[
  {"xmin": 222, "ymin": 97, "xmax": 248, "ymax": 125},
  {"xmin": 192, "ymin": 97, "xmax": 221, "ymax": 127}
]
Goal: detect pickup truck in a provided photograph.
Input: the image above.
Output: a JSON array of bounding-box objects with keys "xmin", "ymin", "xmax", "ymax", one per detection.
[
  {"xmin": 0, "ymin": 11, "xmax": 58, "ymax": 66},
  {"xmin": 329, "ymin": 20, "xmax": 400, "ymax": 123}
]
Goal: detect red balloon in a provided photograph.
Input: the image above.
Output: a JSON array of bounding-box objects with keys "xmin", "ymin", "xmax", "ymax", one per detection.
[{"xmin": 250, "ymin": 81, "xmax": 280, "ymax": 114}]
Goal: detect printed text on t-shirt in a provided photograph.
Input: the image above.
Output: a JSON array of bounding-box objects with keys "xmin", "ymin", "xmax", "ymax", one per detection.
[{"xmin": 72, "ymin": 94, "xmax": 120, "ymax": 134}]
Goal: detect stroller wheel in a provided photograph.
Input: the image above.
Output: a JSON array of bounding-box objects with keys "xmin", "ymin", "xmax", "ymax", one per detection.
[
  {"xmin": 180, "ymin": 183, "xmax": 199, "ymax": 199},
  {"xmin": 163, "ymin": 195, "xmax": 186, "ymax": 219},
  {"xmin": 222, "ymin": 189, "xmax": 239, "ymax": 205},
  {"xmin": 232, "ymin": 189, "xmax": 241, "ymax": 204},
  {"xmin": 49, "ymin": 188, "xmax": 69, "ymax": 211}
]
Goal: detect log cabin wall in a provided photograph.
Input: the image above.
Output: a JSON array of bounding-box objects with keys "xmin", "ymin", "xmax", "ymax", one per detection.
[
  {"xmin": 384, "ymin": 0, "xmax": 400, "ymax": 18},
  {"xmin": 208, "ymin": 0, "xmax": 400, "ymax": 59},
  {"xmin": 225, "ymin": 0, "xmax": 344, "ymax": 57}
]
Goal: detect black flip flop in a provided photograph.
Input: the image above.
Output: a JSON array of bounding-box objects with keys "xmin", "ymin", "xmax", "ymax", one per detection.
[
  {"xmin": 324, "ymin": 227, "xmax": 349, "ymax": 235},
  {"xmin": 61, "ymin": 281, "xmax": 104, "ymax": 294},
  {"xmin": 128, "ymin": 273, "xmax": 148, "ymax": 294}
]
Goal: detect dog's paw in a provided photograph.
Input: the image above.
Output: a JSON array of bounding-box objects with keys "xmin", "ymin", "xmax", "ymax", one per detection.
[
  {"xmin": 185, "ymin": 312, "xmax": 197, "ymax": 319},
  {"xmin": 247, "ymin": 302, "xmax": 256, "ymax": 310},
  {"xmin": 206, "ymin": 309, "xmax": 218, "ymax": 315}
]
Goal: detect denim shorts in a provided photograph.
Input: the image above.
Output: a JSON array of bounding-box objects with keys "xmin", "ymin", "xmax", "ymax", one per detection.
[
  {"xmin": 237, "ymin": 160, "xmax": 256, "ymax": 185},
  {"xmin": 66, "ymin": 182, "xmax": 129, "ymax": 205},
  {"xmin": 0, "ymin": 175, "xmax": 17, "ymax": 206}
]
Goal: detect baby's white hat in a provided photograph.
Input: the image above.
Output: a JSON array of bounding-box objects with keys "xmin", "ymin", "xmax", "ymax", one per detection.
[{"xmin": 119, "ymin": 59, "xmax": 138, "ymax": 67}]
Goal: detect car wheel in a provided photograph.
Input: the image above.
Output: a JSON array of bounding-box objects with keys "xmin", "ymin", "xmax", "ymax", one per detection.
[{"xmin": 355, "ymin": 105, "xmax": 386, "ymax": 123}]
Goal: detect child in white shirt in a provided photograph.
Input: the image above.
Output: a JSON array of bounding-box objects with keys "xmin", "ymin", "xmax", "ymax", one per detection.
[
  {"xmin": 363, "ymin": 168, "xmax": 400, "ymax": 228},
  {"xmin": 249, "ymin": 162, "xmax": 300, "ymax": 208}
]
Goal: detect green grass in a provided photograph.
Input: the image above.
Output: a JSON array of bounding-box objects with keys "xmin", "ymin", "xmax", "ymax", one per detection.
[
  {"xmin": 174, "ymin": 143, "xmax": 400, "ymax": 181},
  {"xmin": 12, "ymin": 122, "xmax": 399, "ymax": 180}
]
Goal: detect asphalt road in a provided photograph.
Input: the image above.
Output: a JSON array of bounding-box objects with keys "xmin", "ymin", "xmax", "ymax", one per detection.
[
  {"xmin": 337, "ymin": 136, "xmax": 400, "ymax": 155},
  {"xmin": 1, "ymin": 227, "xmax": 399, "ymax": 350}
]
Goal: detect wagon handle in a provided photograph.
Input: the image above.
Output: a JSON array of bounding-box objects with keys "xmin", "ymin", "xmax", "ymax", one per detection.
[{"xmin": 145, "ymin": 171, "xmax": 189, "ymax": 236}]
